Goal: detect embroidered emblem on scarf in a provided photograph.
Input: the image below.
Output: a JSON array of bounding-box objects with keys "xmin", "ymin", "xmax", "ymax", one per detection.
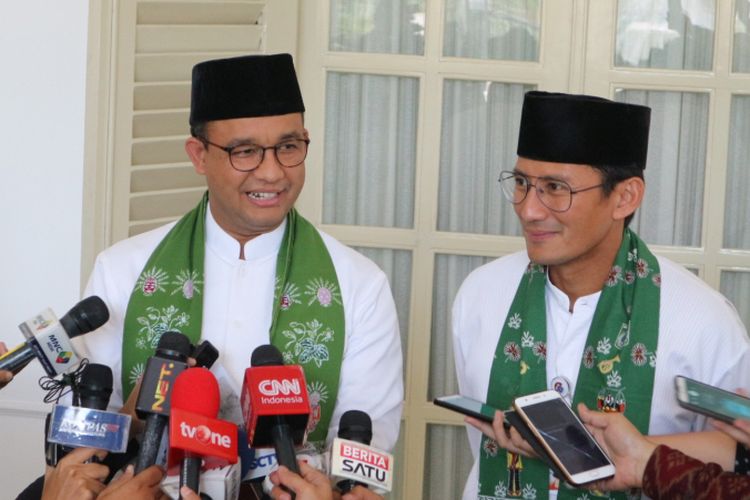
[
  {"xmin": 479, "ymin": 229, "xmax": 660, "ymax": 499},
  {"xmin": 122, "ymin": 192, "xmax": 345, "ymax": 447}
]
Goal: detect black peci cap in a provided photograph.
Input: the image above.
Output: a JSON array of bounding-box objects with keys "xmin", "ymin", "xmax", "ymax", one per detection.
[
  {"xmin": 517, "ymin": 91, "xmax": 651, "ymax": 169},
  {"xmin": 189, "ymin": 53, "xmax": 305, "ymax": 126}
]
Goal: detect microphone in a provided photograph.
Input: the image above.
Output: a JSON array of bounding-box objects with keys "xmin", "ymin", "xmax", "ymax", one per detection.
[
  {"xmin": 241, "ymin": 345, "xmax": 311, "ymax": 489},
  {"xmin": 167, "ymin": 367, "xmax": 238, "ymax": 499},
  {"xmin": 134, "ymin": 331, "xmax": 191, "ymax": 473},
  {"xmin": 0, "ymin": 296, "xmax": 109, "ymax": 376},
  {"xmin": 45, "ymin": 363, "xmax": 131, "ymax": 465},
  {"xmin": 330, "ymin": 410, "xmax": 393, "ymax": 494}
]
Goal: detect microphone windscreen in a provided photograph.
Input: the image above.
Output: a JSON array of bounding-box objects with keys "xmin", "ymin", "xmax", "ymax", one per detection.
[
  {"xmin": 60, "ymin": 296, "xmax": 110, "ymax": 337},
  {"xmin": 156, "ymin": 331, "xmax": 192, "ymax": 360},
  {"xmin": 79, "ymin": 363, "xmax": 114, "ymax": 409},
  {"xmin": 171, "ymin": 367, "xmax": 220, "ymax": 418},
  {"xmin": 250, "ymin": 344, "xmax": 284, "ymax": 367},
  {"xmin": 338, "ymin": 410, "xmax": 372, "ymax": 444}
]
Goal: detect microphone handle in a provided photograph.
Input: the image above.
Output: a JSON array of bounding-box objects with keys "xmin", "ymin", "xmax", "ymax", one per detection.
[
  {"xmin": 337, "ymin": 479, "xmax": 367, "ymax": 494},
  {"xmin": 135, "ymin": 413, "xmax": 167, "ymax": 473},
  {"xmin": 0, "ymin": 343, "xmax": 35, "ymax": 374},
  {"xmin": 272, "ymin": 418, "xmax": 299, "ymax": 500},
  {"xmin": 179, "ymin": 454, "xmax": 201, "ymax": 499}
]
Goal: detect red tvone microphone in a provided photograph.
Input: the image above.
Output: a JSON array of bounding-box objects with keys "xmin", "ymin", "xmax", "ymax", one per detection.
[
  {"xmin": 241, "ymin": 345, "xmax": 311, "ymax": 479},
  {"xmin": 169, "ymin": 367, "xmax": 238, "ymax": 499}
]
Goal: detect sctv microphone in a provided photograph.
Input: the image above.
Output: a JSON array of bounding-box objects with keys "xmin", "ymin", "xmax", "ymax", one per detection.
[
  {"xmin": 46, "ymin": 363, "xmax": 131, "ymax": 465},
  {"xmin": 134, "ymin": 331, "xmax": 191, "ymax": 473},
  {"xmin": 241, "ymin": 345, "xmax": 310, "ymax": 492},
  {"xmin": 0, "ymin": 296, "xmax": 109, "ymax": 376},
  {"xmin": 166, "ymin": 367, "xmax": 238, "ymax": 500},
  {"xmin": 330, "ymin": 410, "xmax": 393, "ymax": 494}
]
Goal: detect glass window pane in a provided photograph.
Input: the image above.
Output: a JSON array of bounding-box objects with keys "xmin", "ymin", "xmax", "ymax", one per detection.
[
  {"xmin": 720, "ymin": 270, "xmax": 750, "ymax": 330},
  {"xmin": 615, "ymin": 0, "xmax": 715, "ymax": 70},
  {"xmin": 437, "ymin": 79, "xmax": 532, "ymax": 235},
  {"xmin": 430, "ymin": 254, "xmax": 494, "ymax": 399},
  {"xmin": 443, "ymin": 0, "xmax": 540, "ymax": 61},
  {"xmin": 615, "ymin": 89, "xmax": 708, "ymax": 247},
  {"xmin": 734, "ymin": 0, "xmax": 750, "ymax": 72},
  {"xmin": 323, "ymin": 72, "xmax": 418, "ymax": 228},
  {"xmin": 329, "ymin": 0, "xmax": 425, "ymax": 55},
  {"xmin": 724, "ymin": 95, "xmax": 750, "ymax": 249},
  {"xmin": 353, "ymin": 246, "xmax": 412, "ymax": 374},
  {"xmin": 424, "ymin": 424, "xmax": 474, "ymax": 500}
]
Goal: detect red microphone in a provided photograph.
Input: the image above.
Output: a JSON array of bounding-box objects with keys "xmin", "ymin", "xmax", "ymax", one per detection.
[
  {"xmin": 241, "ymin": 345, "xmax": 310, "ymax": 479},
  {"xmin": 169, "ymin": 368, "xmax": 238, "ymax": 498}
]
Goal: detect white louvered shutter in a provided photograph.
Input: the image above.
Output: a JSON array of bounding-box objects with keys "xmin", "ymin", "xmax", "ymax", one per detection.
[{"xmin": 109, "ymin": 0, "xmax": 299, "ymax": 241}]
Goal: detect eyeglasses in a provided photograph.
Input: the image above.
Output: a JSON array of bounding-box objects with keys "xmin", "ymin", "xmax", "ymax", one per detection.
[
  {"xmin": 498, "ymin": 170, "xmax": 604, "ymax": 213},
  {"xmin": 199, "ymin": 137, "xmax": 310, "ymax": 172}
]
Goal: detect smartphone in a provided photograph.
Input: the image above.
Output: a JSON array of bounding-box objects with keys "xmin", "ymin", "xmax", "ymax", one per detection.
[
  {"xmin": 513, "ymin": 390, "xmax": 615, "ymax": 486},
  {"xmin": 675, "ymin": 375, "xmax": 750, "ymax": 423},
  {"xmin": 433, "ymin": 394, "xmax": 498, "ymax": 423}
]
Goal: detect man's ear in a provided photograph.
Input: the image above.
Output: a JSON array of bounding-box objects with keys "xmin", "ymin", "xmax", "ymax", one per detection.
[
  {"xmin": 185, "ymin": 136, "xmax": 207, "ymax": 175},
  {"xmin": 613, "ymin": 176, "xmax": 645, "ymax": 222}
]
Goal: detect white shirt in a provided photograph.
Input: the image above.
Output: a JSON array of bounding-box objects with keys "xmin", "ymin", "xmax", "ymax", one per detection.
[
  {"xmin": 453, "ymin": 251, "xmax": 750, "ymax": 499},
  {"xmin": 74, "ymin": 205, "xmax": 403, "ymax": 450}
]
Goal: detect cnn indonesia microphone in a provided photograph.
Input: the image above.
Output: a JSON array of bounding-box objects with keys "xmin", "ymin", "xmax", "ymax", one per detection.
[
  {"xmin": 330, "ymin": 410, "xmax": 393, "ymax": 494},
  {"xmin": 166, "ymin": 367, "xmax": 238, "ymax": 500},
  {"xmin": 46, "ymin": 363, "xmax": 131, "ymax": 463},
  {"xmin": 241, "ymin": 344, "xmax": 311, "ymax": 496},
  {"xmin": 134, "ymin": 331, "xmax": 191, "ymax": 473},
  {"xmin": 0, "ymin": 296, "xmax": 109, "ymax": 377}
]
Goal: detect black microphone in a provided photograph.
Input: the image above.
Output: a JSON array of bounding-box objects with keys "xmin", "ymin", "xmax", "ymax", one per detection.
[
  {"xmin": 336, "ymin": 410, "xmax": 373, "ymax": 494},
  {"xmin": 134, "ymin": 331, "xmax": 191, "ymax": 473},
  {"xmin": 45, "ymin": 363, "xmax": 114, "ymax": 466},
  {"xmin": 0, "ymin": 296, "xmax": 109, "ymax": 375}
]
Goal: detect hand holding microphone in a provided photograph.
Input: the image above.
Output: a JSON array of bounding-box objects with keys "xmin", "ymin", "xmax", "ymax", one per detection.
[
  {"xmin": 41, "ymin": 447, "xmax": 109, "ymax": 500},
  {"xmin": 0, "ymin": 296, "xmax": 109, "ymax": 377}
]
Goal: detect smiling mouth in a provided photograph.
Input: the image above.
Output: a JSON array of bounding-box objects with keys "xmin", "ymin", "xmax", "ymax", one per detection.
[{"xmin": 247, "ymin": 191, "xmax": 279, "ymax": 200}]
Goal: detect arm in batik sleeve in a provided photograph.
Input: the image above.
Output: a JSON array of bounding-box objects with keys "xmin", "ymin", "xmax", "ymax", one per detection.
[{"xmin": 643, "ymin": 445, "xmax": 750, "ymax": 499}]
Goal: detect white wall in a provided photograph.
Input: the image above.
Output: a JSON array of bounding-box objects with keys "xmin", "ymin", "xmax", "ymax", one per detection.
[{"xmin": 0, "ymin": 1, "xmax": 89, "ymax": 494}]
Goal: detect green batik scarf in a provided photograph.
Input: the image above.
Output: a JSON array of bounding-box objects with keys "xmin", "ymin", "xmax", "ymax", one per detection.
[
  {"xmin": 121, "ymin": 192, "xmax": 345, "ymax": 446},
  {"xmin": 478, "ymin": 229, "xmax": 660, "ymax": 500}
]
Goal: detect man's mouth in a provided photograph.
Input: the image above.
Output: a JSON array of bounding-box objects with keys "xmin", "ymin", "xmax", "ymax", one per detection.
[{"xmin": 247, "ymin": 191, "xmax": 279, "ymax": 200}]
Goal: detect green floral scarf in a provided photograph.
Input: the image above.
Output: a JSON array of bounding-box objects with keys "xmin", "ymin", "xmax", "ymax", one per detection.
[
  {"xmin": 478, "ymin": 229, "xmax": 660, "ymax": 500},
  {"xmin": 122, "ymin": 192, "xmax": 345, "ymax": 445}
]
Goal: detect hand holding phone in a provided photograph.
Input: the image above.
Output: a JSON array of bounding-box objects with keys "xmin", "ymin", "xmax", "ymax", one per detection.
[
  {"xmin": 513, "ymin": 390, "xmax": 615, "ymax": 486},
  {"xmin": 433, "ymin": 395, "xmax": 560, "ymax": 474},
  {"xmin": 675, "ymin": 375, "xmax": 750, "ymax": 423}
]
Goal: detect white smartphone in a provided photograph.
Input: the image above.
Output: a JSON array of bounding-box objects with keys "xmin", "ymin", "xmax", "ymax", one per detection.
[
  {"xmin": 675, "ymin": 375, "xmax": 750, "ymax": 424},
  {"xmin": 513, "ymin": 390, "xmax": 615, "ymax": 486}
]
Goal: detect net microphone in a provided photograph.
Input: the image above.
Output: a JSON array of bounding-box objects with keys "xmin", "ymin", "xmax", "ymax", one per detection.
[
  {"xmin": 0, "ymin": 296, "xmax": 109, "ymax": 376},
  {"xmin": 241, "ymin": 344, "xmax": 310, "ymax": 495},
  {"xmin": 330, "ymin": 410, "xmax": 393, "ymax": 494},
  {"xmin": 134, "ymin": 331, "xmax": 191, "ymax": 473},
  {"xmin": 167, "ymin": 367, "xmax": 238, "ymax": 499}
]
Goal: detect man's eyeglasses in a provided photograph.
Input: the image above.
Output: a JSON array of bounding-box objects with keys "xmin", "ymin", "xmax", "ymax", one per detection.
[
  {"xmin": 498, "ymin": 170, "xmax": 604, "ymax": 213},
  {"xmin": 199, "ymin": 137, "xmax": 310, "ymax": 172}
]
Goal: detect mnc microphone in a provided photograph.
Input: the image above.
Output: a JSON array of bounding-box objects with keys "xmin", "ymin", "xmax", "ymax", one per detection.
[
  {"xmin": 0, "ymin": 296, "xmax": 109, "ymax": 376},
  {"xmin": 330, "ymin": 410, "xmax": 393, "ymax": 494},
  {"xmin": 168, "ymin": 367, "xmax": 238, "ymax": 499},
  {"xmin": 134, "ymin": 331, "xmax": 191, "ymax": 473},
  {"xmin": 241, "ymin": 345, "xmax": 311, "ymax": 493}
]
